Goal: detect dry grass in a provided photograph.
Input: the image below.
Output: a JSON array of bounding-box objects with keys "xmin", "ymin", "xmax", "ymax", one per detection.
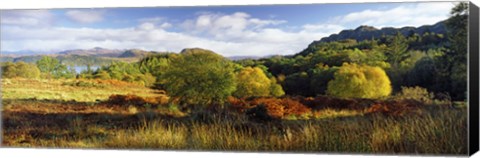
[
  {"xmin": 2, "ymin": 101, "xmax": 467, "ymax": 155},
  {"xmin": 0, "ymin": 78, "xmax": 468, "ymax": 155}
]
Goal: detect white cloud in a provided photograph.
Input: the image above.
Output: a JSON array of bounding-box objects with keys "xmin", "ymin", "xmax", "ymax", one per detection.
[
  {"xmin": 334, "ymin": 2, "xmax": 454, "ymax": 28},
  {"xmin": 137, "ymin": 22, "xmax": 155, "ymax": 30},
  {"xmin": 1, "ymin": 3, "xmax": 454, "ymax": 57},
  {"xmin": 1, "ymin": 21, "xmax": 343, "ymax": 56},
  {"xmin": 65, "ymin": 10, "xmax": 105, "ymax": 24},
  {"xmin": 0, "ymin": 10, "xmax": 54, "ymax": 27},
  {"xmin": 181, "ymin": 12, "xmax": 287, "ymax": 40},
  {"xmin": 159, "ymin": 22, "xmax": 172, "ymax": 29}
]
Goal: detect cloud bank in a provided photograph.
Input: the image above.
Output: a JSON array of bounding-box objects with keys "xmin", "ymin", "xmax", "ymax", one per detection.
[{"xmin": 0, "ymin": 2, "xmax": 454, "ymax": 57}]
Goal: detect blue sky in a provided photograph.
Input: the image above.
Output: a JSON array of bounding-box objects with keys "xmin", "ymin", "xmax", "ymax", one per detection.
[{"xmin": 0, "ymin": 2, "xmax": 456, "ymax": 56}]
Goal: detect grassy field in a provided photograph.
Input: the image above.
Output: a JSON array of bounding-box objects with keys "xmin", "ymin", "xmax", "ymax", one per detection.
[
  {"xmin": 1, "ymin": 78, "xmax": 162, "ymax": 102},
  {"xmin": 1, "ymin": 78, "xmax": 468, "ymax": 155}
]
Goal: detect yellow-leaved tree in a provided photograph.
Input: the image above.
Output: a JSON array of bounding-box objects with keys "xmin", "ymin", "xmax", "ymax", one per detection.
[
  {"xmin": 327, "ymin": 63, "xmax": 391, "ymax": 99},
  {"xmin": 234, "ymin": 66, "xmax": 284, "ymax": 98}
]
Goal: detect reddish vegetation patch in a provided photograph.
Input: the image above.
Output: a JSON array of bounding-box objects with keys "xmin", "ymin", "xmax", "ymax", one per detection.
[
  {"xmin": 226, "ymin": 96, "xmax": 251, "ymax": 112},
  {"xmin": 366, "ymin": 99, "xmax": 425, "ymax": 116},
  {"xmin": 228, "ymin": 97, "xmax": 311, "ymax": 118},
  {"xmin": 227, "ymin": 95, "xmax": 429, "ymax": 118}
]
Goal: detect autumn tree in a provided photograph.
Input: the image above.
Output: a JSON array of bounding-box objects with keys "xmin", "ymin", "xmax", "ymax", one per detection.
[
  {"xmin": 234, "ymin": 67, "xmax": 271, "ymax": 98},
  {"xmin": 163, "ymin": 48, "xmax": 237, "ymax": 107},
  {"xmin": 233, "ymin": 66, "xmax": 285, "ymax": 98},
  {"xmin": 327, "ymin": 63, "xmax": 392, "ymax": 99}
]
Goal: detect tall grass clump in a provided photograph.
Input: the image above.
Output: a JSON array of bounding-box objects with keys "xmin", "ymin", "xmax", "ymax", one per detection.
[{"xmin": 101, "ymin": 120, "xmax": 188, "ymax": 150}]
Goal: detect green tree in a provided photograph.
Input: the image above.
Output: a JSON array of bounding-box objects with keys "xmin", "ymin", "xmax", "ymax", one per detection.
[
  {"xmin": 138, "ymin": 53, "xmax": 176, "ymax": 87},
  {"xmin": 442, "ymin": 2, "xmax": 468, "ymax": 100},
  {"xmin": 386, "ymin": 32, "xmax": 410, "ymax": 69},
  {"xmin": 36, "ymin": 56, "xmax": 75, "ymax": 79},
  {"xmin": 36, "ymin": 56, "xmax": 60, "ymax": 73},
  {"xmin": 327, "ymin": 63, "xmax": 391, "ymax": 99},
  {"xmin": 163, "ymin": 48, "xmax": 237, "ymax": 107},
  {"xmin": 310, "ymin": 64, "xmax": 338, "ymax": 95}
]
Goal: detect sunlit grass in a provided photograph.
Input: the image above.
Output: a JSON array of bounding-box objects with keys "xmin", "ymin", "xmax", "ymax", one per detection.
[
  {"xmin": 101, "ymin": 120, "xmax": 189, "ymax": 149},
  {"xmin": 2, "ymin": 104, "xmax": 467, "ymax": 155},
  {"xmin": 312, "ymin": 108, "xmax": 365, "ymax": 119},
  {"xmin": 1, "ymin": 78, "xmax": 160, "ymax": 102}
]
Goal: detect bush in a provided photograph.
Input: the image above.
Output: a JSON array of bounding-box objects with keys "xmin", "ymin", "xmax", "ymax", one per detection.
[
  {"xmin": 281, "ymin": 98, "xmax": 311, "ymax": 116},
  {"xmin": 250, "ymin": 97, "xmax": 311, "ymax": 118},
  {"xmin": 2, "ymin": 62, "xmax": 41, "ymax": 79},
  {"xmin": 395, "ymin": 86, "xmax": 434, "ymax": 103}
]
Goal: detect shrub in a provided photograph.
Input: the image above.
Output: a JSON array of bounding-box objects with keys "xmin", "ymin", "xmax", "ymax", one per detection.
[
  {"xmin": 2, "ymin": 62, "xmax": 41, "ymax": 79},
  {"xmin": 251, "ymin": 98, "xmax": 285, "ymax": 118},
  {"xmin": 281, "ymin": 98, "xmax": 311, "ymax": 116},
  {"xmin": 395, "ymin": 86, "xmax": 434, "ymax": 103},
  {"xmin": 250, "ymin": 97, "xmax": 311, "ymax": 118}
]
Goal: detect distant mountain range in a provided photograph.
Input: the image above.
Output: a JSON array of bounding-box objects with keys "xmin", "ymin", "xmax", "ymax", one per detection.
[
  {"xmin": 315, "ymin": 21, "xmax": 447, "ymax": 44},
  {"xmin": 1, "ymin": 47, "xmax": 155, "ymax": 58},
  {"xmin": 1, "ymin": 47, "xmax": 264, "ymax": 63},
  {"xmin": 0, "ymin": 47, "xmax": 165, "ymax": 65},
  {"xmin": 57, "ymin": 47, "xmax": 124, "ymax": 57}
]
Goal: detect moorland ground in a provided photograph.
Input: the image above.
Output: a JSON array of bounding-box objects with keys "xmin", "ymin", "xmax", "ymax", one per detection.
[{"xmin": 1, "ymin": 78, "xmax": 467, "ymax": 155}]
